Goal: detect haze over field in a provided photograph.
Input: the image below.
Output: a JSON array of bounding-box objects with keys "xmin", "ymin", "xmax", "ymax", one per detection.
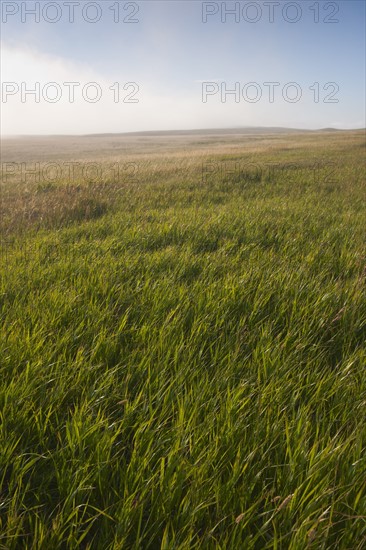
[{"xmin": 1, "ymin": 0, "xmax": 365, "ymax": 135}]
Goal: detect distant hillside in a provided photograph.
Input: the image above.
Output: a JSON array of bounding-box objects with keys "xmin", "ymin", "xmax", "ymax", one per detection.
[{"xmin": 84, "ymin": 127, "xmax": 315, "ymax": 138}]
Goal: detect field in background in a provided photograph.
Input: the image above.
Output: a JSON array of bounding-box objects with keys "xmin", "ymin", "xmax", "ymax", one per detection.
[{"xmin": 0, "ymin": 130, "xmax": 365, "ymax": 548}]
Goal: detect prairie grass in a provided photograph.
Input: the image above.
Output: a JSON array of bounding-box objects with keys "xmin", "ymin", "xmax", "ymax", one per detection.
[{"xmin": 0, "ymin": 131, "xmax": 365, "ymax": 549}]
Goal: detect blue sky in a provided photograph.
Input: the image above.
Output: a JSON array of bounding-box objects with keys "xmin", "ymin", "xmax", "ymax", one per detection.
[{"xmin": 1, "ymin": 0, "xmax": 365, "ymax": 134}]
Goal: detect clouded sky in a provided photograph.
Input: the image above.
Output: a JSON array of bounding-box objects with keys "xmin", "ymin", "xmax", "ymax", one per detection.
[{"xmin": 1, "ymin": 0, "xmax": 365, "ymax": 134}]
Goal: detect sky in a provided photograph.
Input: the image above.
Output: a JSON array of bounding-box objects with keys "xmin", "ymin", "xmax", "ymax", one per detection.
[{"xmin": 1, "ymin": 0, "xmax": 365, "ymax": 135}]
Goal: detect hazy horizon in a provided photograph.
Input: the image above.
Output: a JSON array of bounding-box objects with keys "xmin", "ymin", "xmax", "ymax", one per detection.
[
  {"xmin": 2, "ymin": 126, "xmax": 365, "ymax": 140},
  {"xmin": 1, "ymin": 1, "xmax": 365, "ymax": 136}
]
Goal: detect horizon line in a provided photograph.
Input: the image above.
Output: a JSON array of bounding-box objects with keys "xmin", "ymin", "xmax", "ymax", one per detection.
[{"xmin": 2, "ymin": 126, "xmax": 366, "ymax": 139}]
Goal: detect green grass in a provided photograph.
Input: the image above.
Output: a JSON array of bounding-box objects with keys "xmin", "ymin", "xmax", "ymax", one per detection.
[{"xmin": 0, "ymin": 131, "xmax": 365, "ymax": 548}]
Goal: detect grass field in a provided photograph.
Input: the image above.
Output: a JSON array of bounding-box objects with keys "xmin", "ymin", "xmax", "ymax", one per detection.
[{"xmin": 0, "ymin": 130, "xmax": 365, "ymax": 549}]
